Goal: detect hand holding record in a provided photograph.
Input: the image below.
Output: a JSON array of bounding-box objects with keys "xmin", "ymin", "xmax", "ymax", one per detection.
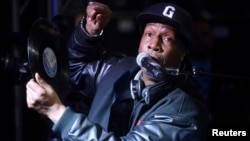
[{"xmin": 27, "ymin": 18, "xmax": 69, "ymax": 102}]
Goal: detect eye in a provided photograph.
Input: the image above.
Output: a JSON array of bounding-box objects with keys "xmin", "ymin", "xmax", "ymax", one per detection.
[
  {"xmin": 163, "ymin": 36, "xmax": 169, "ymax": 41},
  {"xmin": 145, "ymin": 32, "xmax": 152, "ymax": 37},
  {"xmin": 163, "ymin": 36, "xmax": 174, "ymax": 43}
]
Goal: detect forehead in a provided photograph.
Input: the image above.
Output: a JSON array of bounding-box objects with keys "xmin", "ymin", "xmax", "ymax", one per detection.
[{"xmin": 144, "ymin": 22, "xmax": 176, "ymax": 32}]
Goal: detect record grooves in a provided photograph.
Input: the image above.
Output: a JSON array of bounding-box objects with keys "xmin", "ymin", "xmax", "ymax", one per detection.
[{"xmin": 27, "ymin": 18, "xmax": 69, "ymax": 101}]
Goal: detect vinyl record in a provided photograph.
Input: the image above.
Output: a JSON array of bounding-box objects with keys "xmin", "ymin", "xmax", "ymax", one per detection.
[{"xmin": 27, "ymin": 18, "xmax": 69, "ymax": 101}]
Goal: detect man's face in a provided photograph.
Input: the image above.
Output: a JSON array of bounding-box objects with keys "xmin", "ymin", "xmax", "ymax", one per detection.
[{"xmin": 138, "ymin": 23, "xmax": 185, "ymax": 68}]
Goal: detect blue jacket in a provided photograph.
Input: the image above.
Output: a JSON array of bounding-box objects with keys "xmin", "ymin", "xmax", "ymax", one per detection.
[{"xmin": 52, "ymin": 24, "xmax": 208, "ymax": 141}]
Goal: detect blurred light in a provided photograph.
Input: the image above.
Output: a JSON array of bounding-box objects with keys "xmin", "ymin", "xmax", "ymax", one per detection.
[
  {"xmin": 212, "ymin": 26, "xmax": 230, "ymax": 39},
  {"xmin": 117, "ymin": 18, "xmax": 135, "ymax": 33}
]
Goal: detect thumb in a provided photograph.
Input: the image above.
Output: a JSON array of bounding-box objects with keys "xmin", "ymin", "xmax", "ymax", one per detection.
[
  {"xmin": 35, "ymin": 73, "xmax": 48, "ymax": 87},
  {"xmin": 35, "ymin": 73, "xmax": 56, "ymax": 94}
]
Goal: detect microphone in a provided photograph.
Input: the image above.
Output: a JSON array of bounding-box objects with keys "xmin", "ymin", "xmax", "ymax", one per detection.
[{"xmin": 136, "ymin": 52, "xmax": 165, "ymax": 80}]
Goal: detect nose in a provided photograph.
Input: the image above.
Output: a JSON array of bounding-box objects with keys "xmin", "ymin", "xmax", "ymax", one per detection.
[{"xmin": 148, "ymin": 37, "xmax": 161, "ymax": 52}]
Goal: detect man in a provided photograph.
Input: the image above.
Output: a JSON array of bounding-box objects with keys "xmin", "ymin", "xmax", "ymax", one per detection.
[{"xmin": 26, "ymin": 2, "xmax": 208, "ymax": 141}]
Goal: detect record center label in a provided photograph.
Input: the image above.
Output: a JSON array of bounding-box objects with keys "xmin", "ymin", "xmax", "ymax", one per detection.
[{"xmin": 43, "ymin": 47, "xmax": 57, "ymax": 78}]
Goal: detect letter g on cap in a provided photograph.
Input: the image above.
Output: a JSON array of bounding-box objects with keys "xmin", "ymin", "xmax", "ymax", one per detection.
[{"xmin": 162, "ymin": 6, "xmax": 175, "ymax": 18}]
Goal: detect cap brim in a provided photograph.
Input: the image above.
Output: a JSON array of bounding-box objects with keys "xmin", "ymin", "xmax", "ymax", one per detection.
[{"xmin": 136, "ymin": 12, "xmax": 180, "ymax": 32}]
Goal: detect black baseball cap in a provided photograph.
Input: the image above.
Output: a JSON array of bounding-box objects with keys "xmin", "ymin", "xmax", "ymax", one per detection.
[{"xmin": 136, "ymin": 3, "xmax": 193, "ymax": 48}]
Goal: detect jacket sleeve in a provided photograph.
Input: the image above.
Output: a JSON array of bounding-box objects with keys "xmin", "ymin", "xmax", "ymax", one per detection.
[
  {"xmin": 52, "ymin": 92, "xmax": 207, "ymax": 141},
  {"xmin": 65, "ymin": 22, "xmax": 125, "ymax": 112},
  {"xmin": 52, "ymin": 107, "xmax": 122, "ymax": 141},
  {"xmin": 67, "ymin": 22, "xmax": 105, "ymax": 95}
]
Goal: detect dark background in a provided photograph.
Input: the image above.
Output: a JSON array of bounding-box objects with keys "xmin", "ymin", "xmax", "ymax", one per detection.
[{"xmin": 1, "ymin": 0, "xmax": 250, "ymax": 141}]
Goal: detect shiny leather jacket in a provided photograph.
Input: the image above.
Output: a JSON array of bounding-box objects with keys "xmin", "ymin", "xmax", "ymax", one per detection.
[{"xmin": 52, "ymin": 24, "xmax": 208, "ymax": 141}]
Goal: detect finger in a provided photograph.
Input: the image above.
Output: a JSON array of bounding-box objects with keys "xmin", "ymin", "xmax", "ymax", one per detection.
[
  {"xmin": 26, "ymin": 77, "xmax": 41, "ymax": 93},
  {"xmin": 26, "ymin": 87, "xmax": 36, "ymax": 108},
  {"xmin": 26, "ymin": 77, "xmax": 46, "ymax": 99},
  {"xmin": 88, "ymin": 1, "xmax": 108, "ymax": 8},
  {"xmin": 26, "ymin": 78, "xmax": 44, "ymax": 108},
  {"xmin": 87, "ymin": 2, "xmax": 109, "ymax": 20},
  {"xmin": 87, "ymin": 3, "xmax": 97, "ymax": 20},
  {"xmin": 88, "ymin": 1, "xmax": 94, "ymax": 5},
  {"xmin": 96, "ymin": 13, "xmax": 104, "ymax": 20}
]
